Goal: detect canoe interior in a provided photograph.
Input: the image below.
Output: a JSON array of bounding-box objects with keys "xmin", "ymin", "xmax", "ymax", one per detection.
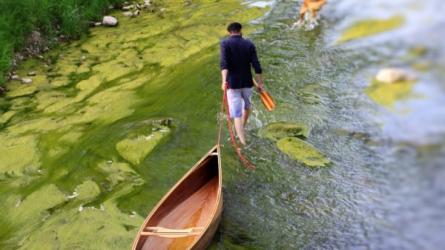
[{"xmin": 135, "ymin": 152, "xmax": 220, "ymax": 250}]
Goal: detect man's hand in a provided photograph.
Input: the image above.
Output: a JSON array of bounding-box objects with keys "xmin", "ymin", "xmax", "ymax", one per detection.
[
  {"xmin": 253, "ymin": 74, "xmax": 264, "ymax": 92},
  {"xmin": 221, "ymin": 82, "xmax": 227, "ymax": 91},
  {"xmin": 256, "ymin": 81, "xmax": 264, "ymax": 92}
]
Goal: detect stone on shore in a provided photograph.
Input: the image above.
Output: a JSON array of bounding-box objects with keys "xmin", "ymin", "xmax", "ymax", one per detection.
[
  {"xmin": 11, "ymin": 75, "xmax": 21, "ymax": 80},
  {"xmin": 143, "ymin": 0, "xmax": 152, "ymax": 8},
  {"xmin": 122, "ymin": 5, "xmax": 133, "ymax": 11},
  {"xmin": 102, "ymin": 16, "xmax": 118, "ymax": 27},
  {"xmin": 123, "ymin": 11, "xmax": 133, "ymax": 17},
  {"xmin": 21, "ymin": 78, "xmax": 33, "ymax": 84},
  {"xmin": 123, "ymin": 10, "xmax": 140, "ymax": 18}
]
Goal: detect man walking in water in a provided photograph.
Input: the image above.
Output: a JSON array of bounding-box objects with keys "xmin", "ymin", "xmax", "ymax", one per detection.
[{"xmin": 220, "ymin": 22, "xmax": 264, "ymax": 146}]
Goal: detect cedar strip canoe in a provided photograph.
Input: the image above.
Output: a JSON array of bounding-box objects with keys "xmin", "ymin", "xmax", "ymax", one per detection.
[{"xmin": 132, "ymin": 145, "xmax": 223, "ymax": 250}]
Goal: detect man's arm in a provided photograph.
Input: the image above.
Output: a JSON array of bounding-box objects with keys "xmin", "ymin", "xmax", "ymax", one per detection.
[
  {"xmin": 250, "ymin": 43, "xmax": 264, "ymax": 89},
  {"xmin": 220, "ymin": 41, "xmax": 229, "ymax": 90},
  {"xmin": 221, "ymin": 69, "xmax": 228, "ymax": 90}
]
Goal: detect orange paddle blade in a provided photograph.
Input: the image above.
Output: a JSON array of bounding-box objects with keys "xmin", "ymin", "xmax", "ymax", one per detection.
[{"xmin": 260, "ymin": 90, "xmax": 276, "ymax": 111}]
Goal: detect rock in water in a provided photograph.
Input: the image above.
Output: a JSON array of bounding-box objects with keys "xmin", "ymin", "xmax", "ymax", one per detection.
[
  {"xmin": 27, "ymin": 71, "xmax": 36, "ymax": 76},
  {"xmin": 259, "ymin": 122, "xmax": 310, "ymax": 141},
  {"xmin": 375, "ymin": 68, "xmax": 415, "ymax": 84},
  {"xmin": 277, "ymin": 137, "xmax": 330, "ymax": 168},
  {"xmin": 102, "ymin": 16, "xmax": 118, "ymax": 27}
]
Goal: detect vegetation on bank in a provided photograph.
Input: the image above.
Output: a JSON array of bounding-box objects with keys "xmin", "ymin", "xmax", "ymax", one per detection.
[{"xmin": 0, "ymin": 0, "xmax": 126, "ymax": 85}]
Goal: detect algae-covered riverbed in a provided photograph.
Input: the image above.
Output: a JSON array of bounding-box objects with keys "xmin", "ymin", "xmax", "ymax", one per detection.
[{"xmin": 1, "ymin": 0, "xmax": 445, "ymax": 249}]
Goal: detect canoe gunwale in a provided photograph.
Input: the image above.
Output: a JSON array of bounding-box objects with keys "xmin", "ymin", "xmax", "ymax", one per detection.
[{"xmin": 132, "ymin": 145, "xmax": 223, "ymax": 250}]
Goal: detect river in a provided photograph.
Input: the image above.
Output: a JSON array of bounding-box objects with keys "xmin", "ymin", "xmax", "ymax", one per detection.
[{"xmin": 0, "ymin": 0, "xmax": 444, "ymax": 249}]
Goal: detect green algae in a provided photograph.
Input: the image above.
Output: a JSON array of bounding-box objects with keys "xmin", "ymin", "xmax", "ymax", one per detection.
[
  {"xmin": 116, "ymin": 125, "xmax": 171, "ymax": 165},
  {"xmin": 366, "ymin": 78, "xmax": 416, "ymax": 107},
  {"xmin": 338, "ymin": 15, "xmax": 405, "ymax": 43},
  {"xmin": 69, "ymin": 89, "xmax": 137, "ymax": 124},
  {"xmin": 59, "ymin": 130, "xmax": 83, "ymax": 143},
  {"xmin": 276, "ymin": 137, "xmax": 330, "ymax": 168},
  {"xmin": 97, "ymin": 161, "xmax": 142, "ymax": 187},
  {"xmin": 75, "ymin": 180, "xmax": 101, "ymax": 201},
  {"xmin": 0, "ymin": 0, "xmax": 267, "ymax": 248},
  {"xmin": 17, "ymin": 201, "xmax": 143, "ymax": 250},
  {"xmin": 0, "ymin": 110, "xmax": 16, "ymax": 125},
  {"xmin": 0, "ymin": 134, "xmax": 40, "ymax": 175},
  {"xmin": 259, "ymin": 122, "xmax": 310, "ymax": 141},
  {"xmin": 0, "ymin": 184, "xmax": 67, "ymax": 246}
]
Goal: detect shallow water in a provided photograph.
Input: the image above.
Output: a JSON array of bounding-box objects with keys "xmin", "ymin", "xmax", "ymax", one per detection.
[{"xmin": 1, "ymin": 0, "xmax": 444, "ymax": 249}]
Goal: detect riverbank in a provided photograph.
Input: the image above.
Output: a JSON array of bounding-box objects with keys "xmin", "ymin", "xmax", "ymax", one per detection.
[{"xmin": 0, "ymin": 0, "xmax": 130, "ymax": 85}]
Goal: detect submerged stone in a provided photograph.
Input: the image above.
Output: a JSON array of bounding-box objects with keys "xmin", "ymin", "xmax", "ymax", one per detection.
[
  {"xmin": 276, "ymin": 137, "xmax": 330, "ymax": 168},
  {"xmin": 259, "ymin": 122, "xmax": 310, "ymax": 141},
  {"xmin": 366, "ymin": 78, "xmax": 416, "ymax": 107},
  {"xmin": 408, "ymin": 46, "xmax": 428, "ymax": 57},
  {"xmin": 411, "ymin": 62, "xmax": 432, "ymax": 72},
  {"xmin": 338, "ymin": 15, "xmax": 404, "ymax": 43}
]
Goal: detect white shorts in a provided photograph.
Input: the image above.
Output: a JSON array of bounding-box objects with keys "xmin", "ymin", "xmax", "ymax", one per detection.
[{"xmin": 227, "ymin": 88, "xmax": 253, "ymax": 118}]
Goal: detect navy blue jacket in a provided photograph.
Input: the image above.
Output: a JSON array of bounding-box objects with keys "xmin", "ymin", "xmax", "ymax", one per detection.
[{"xmin": 220, "ymin": 35, "xmax": 262, "ymax": 89}]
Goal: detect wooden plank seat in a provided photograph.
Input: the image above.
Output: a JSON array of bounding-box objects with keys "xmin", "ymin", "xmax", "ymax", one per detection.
[{"xmin": 141, "ymin": 227, "xmax": 204, "ymax": 238}]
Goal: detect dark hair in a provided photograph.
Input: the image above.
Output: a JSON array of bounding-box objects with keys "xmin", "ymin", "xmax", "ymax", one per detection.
[{"xmin": 227, "ymin": 22, "xmax": 242, "ymax": 33}]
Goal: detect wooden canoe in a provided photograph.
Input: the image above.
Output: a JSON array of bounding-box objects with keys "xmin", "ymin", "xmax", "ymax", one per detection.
[{"xmin": 132, "ymin": 145, "xmax": 223, "ymax": 250}]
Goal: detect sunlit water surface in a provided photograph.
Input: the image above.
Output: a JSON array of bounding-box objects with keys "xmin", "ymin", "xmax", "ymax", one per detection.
[{"xmin": 213, "ymin": 0, "xmax": 445, "ymax": 249}]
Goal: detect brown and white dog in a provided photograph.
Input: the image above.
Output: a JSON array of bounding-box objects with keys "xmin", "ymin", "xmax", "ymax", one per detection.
[{"xmin": 292, "ymin": 0, "xmax": 327, "ymax": 29}]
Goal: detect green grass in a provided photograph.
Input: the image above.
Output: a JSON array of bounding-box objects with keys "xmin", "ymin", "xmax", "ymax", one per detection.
[{"xmin": 0, "ymin": 0, "xmax": 126, "ymax": 85}]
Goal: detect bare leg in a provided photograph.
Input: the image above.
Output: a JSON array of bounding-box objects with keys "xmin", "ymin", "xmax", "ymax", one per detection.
[
  {"xmin": 242, "ymin": 108, "xmax": 250, "ymax": 126},
  {"xmin": 234, "ymin": 117, "xmax": 246, "ymax": 145},
  {"xmin": 299, "ymin": 4, "xmax": 307, "ymax": 22}
]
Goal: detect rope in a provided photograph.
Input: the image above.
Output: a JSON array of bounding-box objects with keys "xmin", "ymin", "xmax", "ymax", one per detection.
[{"xmin": 216, "ymin": 85, "xmax": 255, "ymax": 169}]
